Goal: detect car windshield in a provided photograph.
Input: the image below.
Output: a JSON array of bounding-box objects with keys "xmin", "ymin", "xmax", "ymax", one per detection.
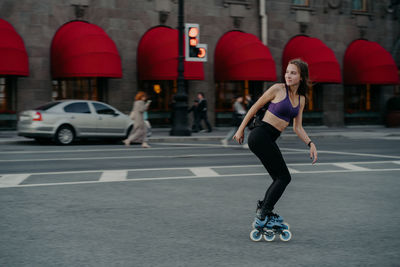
[{"xmin": 35, "ymin": 102, "xmax": 61, "ymax": 111}]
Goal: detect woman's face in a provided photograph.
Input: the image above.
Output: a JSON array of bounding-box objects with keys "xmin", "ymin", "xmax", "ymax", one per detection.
[{"xmin": 285, "ymin": 63, "xmax": 301, "ymax": 87}]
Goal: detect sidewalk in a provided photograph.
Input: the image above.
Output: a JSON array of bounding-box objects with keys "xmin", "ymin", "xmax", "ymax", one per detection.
[
  {"xmin": 146, "ymin": 125, "xmax": 400, "ymax": 142},
  {"xmin": 0, "ymin": 125, "xmax": 399, "ymax": 143}
]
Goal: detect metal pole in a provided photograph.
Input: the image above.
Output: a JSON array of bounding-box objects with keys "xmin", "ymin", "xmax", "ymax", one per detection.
[{"xmin": 170, "ymin": 0, "xmax": 191, "ymax": 136}]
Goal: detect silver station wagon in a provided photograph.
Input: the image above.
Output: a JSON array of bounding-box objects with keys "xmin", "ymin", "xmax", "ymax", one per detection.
[{"xmin": 18, "ymin": 100, "xmax": 135, "ymax": 145}]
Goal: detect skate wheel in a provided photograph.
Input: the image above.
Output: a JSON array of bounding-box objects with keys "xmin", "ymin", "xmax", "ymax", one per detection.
[
  {"xmin": 250, "ymin": 229, "xmax": 263, "ymax": 242},
  {"xmin": 282, "ymin": 222, "xmax": 290, "ymax": 230},
  {"xmin": 251, "ymin": 220, "xmax": 256, "ymax": 229},
  {"xmin": 263, "ymin": 230, "xmax": 275, "ymax": 242},
  {"xmin": 279, "ymin": 229, "xmax": 292, "ymax": 242}
]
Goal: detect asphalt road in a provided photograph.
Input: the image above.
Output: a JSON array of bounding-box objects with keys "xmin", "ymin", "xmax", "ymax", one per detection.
[{"xmin": 1, "ymin": 135, "xmax": 400, "ymax": 266}]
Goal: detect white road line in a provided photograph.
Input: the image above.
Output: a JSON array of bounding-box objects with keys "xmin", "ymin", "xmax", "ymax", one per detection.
[
  {"xmin": 1, "ymin": 167, "xmax": 400, "ymax": 188},
  {"xmin": 333, "ymin": 163, "xmax": 370, "ymax": 171},
  {"xmin": 283, "ymin": 148, "xmax": 400, "ymax": 159},
  {"xmin": 157, "ymin": 142, "xmax": 226, "ymax": 148},
  {"xmin": 0, "ymin": 160, "xmax": 399, "ymax": 177},
  {"xmin": 0, "ymin": 174, "xmax": 30, "ymax": 188},
  {"xmin": 0, "ymin": 153, "xmax": 256, "ymax": 163},
  {"xmin": 0, "ymin": 145, "xmax": 219, "ymax": 155},
  {"xmin": 189, "ymin": 167, "xmax": 219, "ymax": 177},
  {"xmin": 288, "ymin": 168, "xmax": 300, "ymax": 173},
  {"xmin": 393, "ymin": 161, "xmax": 400, "ymax": 165},
  {"xmin": 99, "ymin": 170, "xmax": 127, "ymax": 182}
]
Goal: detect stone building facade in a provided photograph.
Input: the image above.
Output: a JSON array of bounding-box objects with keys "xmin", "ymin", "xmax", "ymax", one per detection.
[{"xmin": 0, "ymin": 0, "xmax": 399, "ymax": 129}]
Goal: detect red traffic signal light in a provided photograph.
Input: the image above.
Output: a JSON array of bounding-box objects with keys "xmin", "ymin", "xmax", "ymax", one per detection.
[
  {"xmin": 198, "ymin": 47, "xmax": 206, "ymax": 58},
  {"xmin": 189, "ymin": 38, "xmax": 198, "ymax": 47},
  {"xmin": 185, "ymin": 23, "xmax": 207, "ymax": 62},
  {"xmin": 188, "ymin": 27, "xmax": 199, "ymax": 47},
  {"xmin": 188, "ymin": 27, "xmax": 199, "ymax": 38}
]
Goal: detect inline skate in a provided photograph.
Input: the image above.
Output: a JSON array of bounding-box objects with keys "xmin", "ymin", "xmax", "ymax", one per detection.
[
  {"xmin": 250, "ymin": 202, "xmax": 292, "ymax": 242},
  {"xmin": 252, "ymin": 200, "xmax": 290, "ymax": 230}
]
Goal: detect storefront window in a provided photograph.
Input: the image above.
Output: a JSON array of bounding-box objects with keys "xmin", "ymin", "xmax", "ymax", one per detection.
[
  {"xmin": 304, "ymin": 84, "xmax": 322, "ymax": 112},
  {"xmin": 0, "ymin": 77, "xmax": 16, "ymax": 113},
  {"xmin": 52, "ymin": 78, "xmax": 107, "ymax": 101},
  {"xmin": 293, "ymin": 0, "xmax": 309, "ymax": 6},
  {"xmin": 352, "ymin": 0, "xmax": 367, "ymax": 11},
  {"xmin": 303, "ymin": 84, "xmax": 323, "ymax": 125},
  {"xmin": 0, "ymin": 77, "xmax": 17, "ymax": 129},
  {"xmin": 344, "ymin": 84, "xmax": 381, "ymax": 124},
  {"xmin": 139, "ymin": 80, "xmax": 177, "ymax": 126},
  {"xmin": 215, "ymin": 81, "xmax": 264, "ymax": 126},
  {"xmin": 0, "ymin": 78, "xmax": 7, "ymax": 112}
]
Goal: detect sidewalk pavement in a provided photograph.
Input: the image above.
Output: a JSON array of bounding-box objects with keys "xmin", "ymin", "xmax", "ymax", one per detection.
[
  {"xmin": 1, "ymin": 125, "xmax": 399, "ymax": 143},
  {"xmin": 147, "ymin": 125, "xmax": 400, "ymax": 142}
]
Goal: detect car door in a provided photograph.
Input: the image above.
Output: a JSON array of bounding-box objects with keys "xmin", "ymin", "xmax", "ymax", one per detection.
[
  {"xmin": 63, "ymin": 102, "xmax": 97, "ymax": 136},
  {"xmin": 92, "ymin": 102, "xmax": 127, "ymax": 136}
]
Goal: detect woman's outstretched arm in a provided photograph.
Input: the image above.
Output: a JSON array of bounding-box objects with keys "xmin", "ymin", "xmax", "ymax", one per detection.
[{"xmin": 233, "ymin": 83, "xmax": 280, "ymax": 144}]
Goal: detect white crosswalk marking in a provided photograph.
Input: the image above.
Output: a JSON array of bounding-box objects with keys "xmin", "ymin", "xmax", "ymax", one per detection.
[
  {"xmin": 99, "ymin": 171, "xmax": 127, "ymax": 182},
  {"xmin": 189, "ymin": 167, "xmax": 219, "ymax": 177},
  {"xmin": 0, "ymin": 174, "xmax": 30, "ymax": 188},
  {"xmin": 333, "ymin": 163, "xmax": 370, "ymax": 171},
  {"xmin": 1, "ymin": 160, "xmax": 399, "ymax": 189},
  {"xmin": 288, "ymin": 168, "xmax": 300, "ymax": 174}
]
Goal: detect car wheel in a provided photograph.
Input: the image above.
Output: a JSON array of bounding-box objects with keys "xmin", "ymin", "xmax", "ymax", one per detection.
[{"xmin": 55, "ymin": 125, "xmax": 75, "ymax": 145}]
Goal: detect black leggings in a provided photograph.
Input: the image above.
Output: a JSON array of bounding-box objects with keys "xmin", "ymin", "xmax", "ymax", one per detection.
[{"xmin": 248, "ymin": 121, "xmax": 291, "ymax": 215}]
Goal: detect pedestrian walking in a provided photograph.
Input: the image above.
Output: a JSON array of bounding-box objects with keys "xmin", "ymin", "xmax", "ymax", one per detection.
[
  {"xmin": 221, "ymin": 96, "xmax": 248, "ymax": 147},
  {"xmin": 188, "ymin": 99, "xmax": 201, "ymax": 132},
  {"xmin": 123, "ymin": 91, "xmax": 152, "ymax": 148},
  {"xmin": 233, "ymin": 59, "xmax": 318, "ymax": 241},
  {"xmin": 197, "ymin": 92, "xmax": 212, "ymax": 132}
]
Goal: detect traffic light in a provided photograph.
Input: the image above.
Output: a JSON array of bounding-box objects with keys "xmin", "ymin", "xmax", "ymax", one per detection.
[{"xmin": 185, "ymin": 23, "xmax": 207, "ymax": 62}]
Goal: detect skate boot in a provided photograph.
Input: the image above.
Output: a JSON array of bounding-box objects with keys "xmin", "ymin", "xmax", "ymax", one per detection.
[
  {"xmin": 250, "ymin": 212, "xmax": 292, "ymax": 242},
  {"xmin": 252, "ymin": 201, "xmax": 286, "ymax": 228},
  {"xmin": 269, "ymin": 212, "xmax": 289, "ymax": 230}
]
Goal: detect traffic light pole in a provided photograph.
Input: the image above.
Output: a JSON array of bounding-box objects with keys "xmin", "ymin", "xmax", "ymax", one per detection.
[{"xmin": 170, "ymin": 0, "xmax": 191, "ymax": 136}]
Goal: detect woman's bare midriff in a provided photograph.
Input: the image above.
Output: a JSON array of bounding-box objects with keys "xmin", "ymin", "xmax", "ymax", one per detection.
[{"xmin": 262, "ymin": 111, "xmax": 289, "ymax": 132}]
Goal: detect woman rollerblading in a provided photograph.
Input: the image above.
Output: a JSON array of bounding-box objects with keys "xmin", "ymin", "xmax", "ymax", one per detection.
[{"xmin": 233, "ymin": 59, "xmax": 318, "ymax": 242}]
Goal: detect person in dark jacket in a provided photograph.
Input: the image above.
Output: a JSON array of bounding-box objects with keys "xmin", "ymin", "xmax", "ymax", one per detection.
[{"xmin": 197, "ymin": 92, "xmax": 212, "ymax": 132}]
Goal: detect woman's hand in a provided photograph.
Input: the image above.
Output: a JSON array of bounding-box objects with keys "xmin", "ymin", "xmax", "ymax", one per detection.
[
  {"xmin": 310, "ymin": 143, "xmax": 318, "ymax": 164},
  {"xmin": 232, "ymin": 129, "xmax": 245, "ymax": 144}
]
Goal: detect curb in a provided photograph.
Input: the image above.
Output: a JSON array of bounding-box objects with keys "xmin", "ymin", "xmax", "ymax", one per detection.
[
  {"xmin": 1, "ymin": 127, "xmax": 398, "ymax": 144},
  {"xmin": 147, "ymin": 133, "xmax": 345, "ymax": 143}
]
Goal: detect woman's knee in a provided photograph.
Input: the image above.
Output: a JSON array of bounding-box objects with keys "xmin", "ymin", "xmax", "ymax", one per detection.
[
  {"xmin": 282, "ymin": 175, "xmax": 291, "ymax": 185},
  {"xmin": 277, "ymin": 174, "xmax": 291, "ymax": 186}
]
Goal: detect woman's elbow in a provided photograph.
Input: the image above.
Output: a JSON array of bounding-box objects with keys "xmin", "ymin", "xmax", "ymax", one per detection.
[{"xmin": 293, "ymin": 125, "xmax": 302, "ymax": 135}]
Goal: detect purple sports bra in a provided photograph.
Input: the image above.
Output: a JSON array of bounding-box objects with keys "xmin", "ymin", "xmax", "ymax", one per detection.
[{"xmin": 267, "ymin": 85, "xmax": 300, "ymax": 122}]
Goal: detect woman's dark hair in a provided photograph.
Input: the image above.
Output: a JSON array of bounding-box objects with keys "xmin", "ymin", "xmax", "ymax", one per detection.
[{"xmin": 288, "ymin": 58, "xmax": 311, "ymax": 96}]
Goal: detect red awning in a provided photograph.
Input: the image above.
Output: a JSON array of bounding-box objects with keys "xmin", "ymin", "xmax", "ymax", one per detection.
[
  {"xmin": 51, "ymin": 21, "xmax": 122, "ymax": 78},
  {"xmin": 343, "ymin": 39, "xmax": 399, "ymax": 85},
  {"xmin": 137, "ymin": 26, "xmax": 204, "ymax": 80},
  {"xmin": 282, "ymin": 35, "xmax": 341, "ymax": 83},
  {"xmin": 214, "ymin": 31, "xmax": 276, "ymax": 81},
  {"xmin": 0, "ymin": 19, "xmax": 29, "ymax": 76}
]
